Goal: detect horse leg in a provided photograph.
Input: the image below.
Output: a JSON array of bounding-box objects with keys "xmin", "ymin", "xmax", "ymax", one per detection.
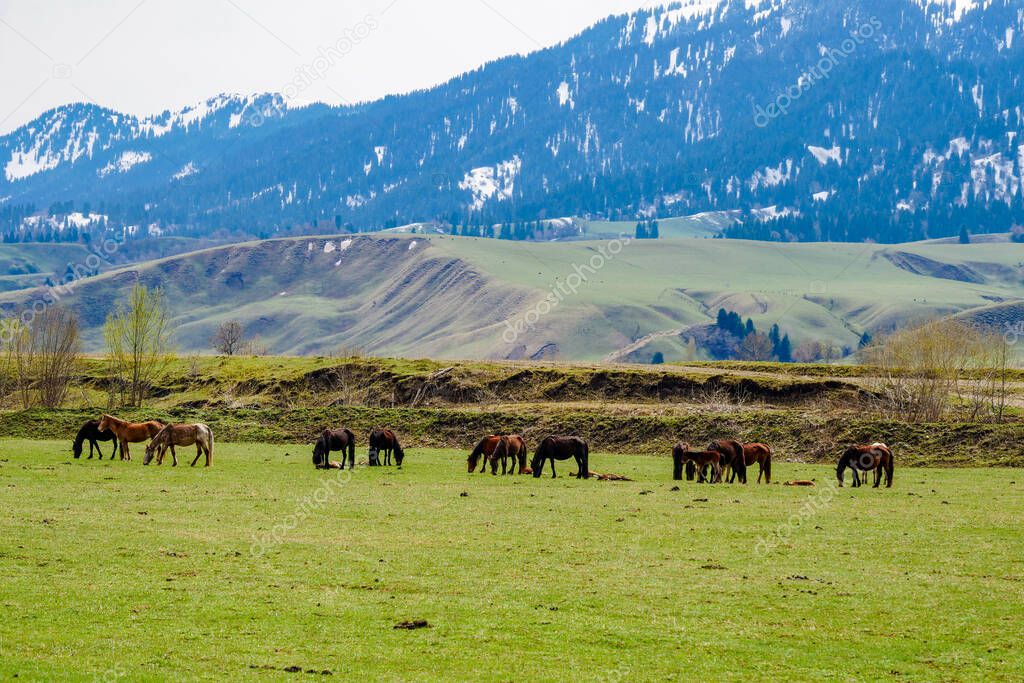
[
  {"xmin": 550, "ymin": 458, "xmax": 557, "ymax": 478},
  {"xmin": 122, "ymin": 439, "xmax": 130, "ymax": 461},
  {"xmin": 191, "ymin": 445, "xmax": 202, "ymax": 467},
  {"xmin": 873, "ymin": 465, "xmax": 881, "ymax": 488},
  {"xmin": 170, "ymin": 445, "xmax": 179, "ymax": 467}
]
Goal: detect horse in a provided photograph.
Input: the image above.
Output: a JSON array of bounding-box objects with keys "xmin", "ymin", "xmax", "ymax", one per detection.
[
  {"xmin": 369, "ymin": 428, "xmax": 405, "ymax": 467},
  {"xmin": 72, "ymin": 420, "xmax": 119, "ymax": 460},
  {"xmin": 467, "ymin": 434, "xmax": 527, "ymax": 475},
  {"xmin": 313, "ymin": 428, "xmax": 356, "ymax": 470},
  {"xmin": 672, "ymin": 443, "xmax": 723, "ymax": 483},
  {"xmin": 490, "ymin": 435, "xmax": 527, "ymax": 475},
  {"xmin": 531, "ymin": 436, "xmax": 589, "ymax": 479},
  {"xmin": 733, "ymin": 443, "xmax": 772, "ymax": 484},
  {"xmin": 143, "ymin": 423, "xmax": 214, "ymax": 467},
  {"xmin": 97, "ymin": 415, "xmax": 165, "ymax": 462},
  {"xmin": 708, "ymin": 439, "xmax": 748, "ymax": 484},
  {"xmin": 837, "ymin": 443, "xmax": 894, "ymax": 488}
]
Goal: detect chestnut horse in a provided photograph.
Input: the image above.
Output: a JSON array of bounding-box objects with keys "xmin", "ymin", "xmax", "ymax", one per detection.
[
  {"xmin": 531, "ymin": 436, "xmax": 589, "ymax": 479},
  {"xmin": 837, "ymin": 443, "xmax": 894, "ymax": 488},
  {"xmin": 143, "ymin": 423, "xmax": 214, "ymax": 467},
  {"xmin": 72, "ymin": 419, "xmax": 119, "ymax": 460},
  {"xmin": 672, "ymin": 443, "xmax": 723, "ymax": 483},
  {"xmin": 369, "ymin": 428, "xmax": 405, "ymax": 467},
  {"xmin": 731, "ymin": 443, "xmax": 772, "ymax": 484},
  {"xmin": 313, "ymin": 428, "xmax": 356, "ymax": 470},
  {"xmin": 467, "ymin": 434, "xmax": 527, "ymax": 475},
  {"xmin": 97, "ymin": 415, "xmax": 164, "ymax": 462}
]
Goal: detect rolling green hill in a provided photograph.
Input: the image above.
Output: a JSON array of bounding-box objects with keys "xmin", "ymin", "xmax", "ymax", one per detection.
[{"xmin": 0, "ymin": 234, "xmax": 1021, "ymax": 361}]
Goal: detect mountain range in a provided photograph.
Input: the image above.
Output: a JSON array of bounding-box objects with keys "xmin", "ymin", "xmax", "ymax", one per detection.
[{"xmin": 2, "ymin": 0, "xmax": 1024, "ymax": 244}]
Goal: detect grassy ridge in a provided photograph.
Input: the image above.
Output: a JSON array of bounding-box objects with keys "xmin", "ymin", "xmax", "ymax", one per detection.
[
  {"xmin": 4, "ymin": 356, "xmax": 1022, "ymax": 465},
  {"xmin": 1, "ymin": 443, "xmax": 1022, "ymax": 680},
  {"xmin": 3, "ymin": 233, "xmax": 1022, "ymax": 359}
]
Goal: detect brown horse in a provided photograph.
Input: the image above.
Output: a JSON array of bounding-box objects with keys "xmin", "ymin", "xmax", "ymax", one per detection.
[
  {"xmin": 97, "ymin": 415, "xmax": 165, "ymax": 462},
  {"xmin": 72, "ymin": 419, "xmax": 119, "ymax": 460},
  {"xmin": 143, "ymin": 423, "xmax": 214, "ymax": 467},
  {"xmin": 735, "ymin": 443, "xmax": 772, "ymax": 484},
  {"xmin": 467, "ymin": 435, "xmax": 527, "ymax": 475},
  {"xmin": 708, "ymin": 439, "xmax": 748, "ymax": 484},
  {"xmin": 313, "ymin": 428, "xmax": 356, "ymax": 470},
  {"xmin": 369, "ymin": 428, "xmax": 405, "ymax": 467},
  {"xmin": 672, "ymin": 443, "xmax": 723, "ymax": 483},
  {"xmin": 837, "ymin": 443, "xmax": 894, "ymax": 488},
  {"xmin": 490, "ymin": 435, "xmax": 527, "ymax": 475},
  {"xmin": 531, "ymin": 436, "xmax": 589, "ymax": 479}
]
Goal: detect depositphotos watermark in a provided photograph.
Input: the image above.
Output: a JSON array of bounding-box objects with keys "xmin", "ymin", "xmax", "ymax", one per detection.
[
  {"xmin": 249, "ymin": 471, "xmax": 352, "ymax": 557},
  {"xmin": 754, "ymin": 17, "xmax": 882, "ymax": 128},
  {"xmin": 1005, "ymin": 321, "xmax": 1023, "ymax": 346},
  {"xmin": 501, "ymin": 234, "xmax": 632, "ymax": 344},
  {"xmin": 0, "ymin": 234, "xmax": 123, "ymax": 344}
]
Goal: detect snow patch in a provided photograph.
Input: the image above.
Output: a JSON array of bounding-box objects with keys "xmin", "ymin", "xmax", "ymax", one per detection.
[
  {"xmin": 98, "ymin": 151, "xmax": 152, "ymax": 177},
  {"xmin": 408, "ymin": 240, "xmax": 418, "ymax": 251},
  {"xmin": 807, "ymin": 145, "xmax": 842, "ymax": 166},
  {"xmin": 459, "ymin": 156, "xmax": 522, "ymax": 211},
  {"xmin": 556, "ymin": 81, "xmax": 574, "ymax": 109}
]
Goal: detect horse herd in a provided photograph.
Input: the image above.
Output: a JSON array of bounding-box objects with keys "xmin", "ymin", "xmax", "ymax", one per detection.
[{"xmin": 71, "ymin": 416, "xmax": 895, "ymax": 488}]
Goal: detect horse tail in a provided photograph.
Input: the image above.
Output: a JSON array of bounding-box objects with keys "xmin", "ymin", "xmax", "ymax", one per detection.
[
  {"xmin": 764, "ymin": 446, "xmax": 772, "ymax": 484},
  {"xmin": 518, "ymin": 440, "xmax": 527, "ymax": 473},
  {"xmin": 885, "ymin": 448, "xmax": 894, "ymax": 487},
  {"xmin": 207, "ymin": 427, "xmax": 214, "ymax": 466}
]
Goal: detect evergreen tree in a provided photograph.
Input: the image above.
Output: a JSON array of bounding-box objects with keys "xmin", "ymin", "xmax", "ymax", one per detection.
[
  {"xmin": 635, "ymin": 222, "xmax": 647, "ymax": 240},
  {"xmin": 744, "ymin": 318, "xmax": 756, "ymax": 337},
  {"xmin": 651, "ymin": 351, "xmax": 665, "ymax": 365},
  {"xmin": 649, "ymin": 220, "xmax": 659, "ymax": 239},
  {"xmin": 777, "ymin": 334, "xmax": 792, "ymax": 362}
]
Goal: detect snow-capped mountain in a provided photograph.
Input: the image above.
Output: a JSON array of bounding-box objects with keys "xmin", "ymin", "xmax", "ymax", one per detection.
[{"xmin": 2, "ymin": 0, "xmax": 1024, "ymax": 243}]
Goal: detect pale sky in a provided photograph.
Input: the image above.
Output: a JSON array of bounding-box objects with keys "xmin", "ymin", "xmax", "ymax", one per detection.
[{"xmin": 0, "ymin": 0, "xmax": 658, "ymax": 133}]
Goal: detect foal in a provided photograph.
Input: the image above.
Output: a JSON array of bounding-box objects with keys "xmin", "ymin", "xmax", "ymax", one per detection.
[{"xmin": 672, "ymin": 443, "xmax": 723, "ymax": 483}]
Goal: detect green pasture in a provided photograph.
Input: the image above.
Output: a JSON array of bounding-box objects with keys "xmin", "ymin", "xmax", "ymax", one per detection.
[{"xmin": 1, "ymin": 441, "xmax": 1021, "ymax": 681}]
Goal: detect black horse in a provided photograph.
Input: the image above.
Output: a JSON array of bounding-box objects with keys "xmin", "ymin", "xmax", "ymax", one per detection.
[
  {"xmin": 531, "ymin": 436, "xmax": 589, "ymax": 479},
  {"xmin": 72, "ymin": 420, "xmax": 119, "ymax": 460},
  {"xmin": 313, "ymin": 428, "xmax": 356, "ymax": 470},
  {"xmin": 369, "ymin": 428, "xmax": 405, "ymax": 467}
]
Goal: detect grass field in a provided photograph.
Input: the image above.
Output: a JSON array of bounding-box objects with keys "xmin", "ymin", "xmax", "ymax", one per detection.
[{"xmin": 2, "ymin": 440, "xmax": 1022, "ymax": 681}]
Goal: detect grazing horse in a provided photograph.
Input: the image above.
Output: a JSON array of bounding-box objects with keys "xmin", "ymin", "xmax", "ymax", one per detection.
[
  {"xmin": 467, "ymin": 434, "xmax": 527, "ymax": 475},
  {"xmin": 672, "ymin": 443, "xmax": 723, "ymax": 483},
  {"xmin": 97, "ymin": 415, "xmax": 165, "ymax": 462},
  {"xmin": 313, "ymin": 428, "xmax": 356, "ymax": 470},
  {"xmin": 531, "ymin": 436, "xmax": 589, "ymax": 479},
  {"xmin": 837, "ymin": 443, "xmax": 894, "ymax": 488},
  {"xmin": 72, "ymin": 420, "xmax": 119, "ymax": 460},
  {"xmin": 369, "ymin": 428, "xmax": 405, "ymax": 467},
  {"xmin": 734, "ymin": 443, "xmax": 772, "ymax": 484},
  {"xmin": 490, "ymin": 435, "xmax": 527, "ymax": 475},
  {"xmin": 708, "ymin": 439, "xmax": 748, "ymax": 484},
  {"xmin": 143, "ymin": 423, "xmax": 214, "ymax": 467}
]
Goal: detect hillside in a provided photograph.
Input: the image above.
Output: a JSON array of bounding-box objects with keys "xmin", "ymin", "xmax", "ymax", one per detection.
[
  {"xmin": 2, "ymin": 0, "xmax": 1024, "ymax": 243},
  {"xmin": 1, "ymin": 234, "xmax": 1021, "ymax": 360}
]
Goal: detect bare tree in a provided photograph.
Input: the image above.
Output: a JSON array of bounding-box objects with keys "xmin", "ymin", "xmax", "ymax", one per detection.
[
  {"xmin": 738, "ymin": 332, "xmax": 774, "ymax": 361},
  {"xmin": 211, "ymin": 320, "xmax": 245, "ymax": 355},
  {"xmin": 104, "ymin": 284, "xmax": 175, "ymax": 407},
  {"xmin": 865, "ymin": 318, "xmax": 1015, "ymax": 423},
  {"xmin": 6, "ymin": 308, "xmax": 81, "ymax": 408}
]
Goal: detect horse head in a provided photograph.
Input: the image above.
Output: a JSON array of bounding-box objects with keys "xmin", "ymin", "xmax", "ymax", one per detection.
[
  {"xmin": 143, "ymin": 440, "xmax": 158, "ymax": 466},
  {"xmin": 312, "ymin": 437, "xmax": 325, "ymax": 467},
  {"xmin": 98, "ymin": 415, "xmax": 112, "ymax": 433},
  {"xmin": 531, "ymin": 439, "xmax": 549, "ymax": 478}
]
